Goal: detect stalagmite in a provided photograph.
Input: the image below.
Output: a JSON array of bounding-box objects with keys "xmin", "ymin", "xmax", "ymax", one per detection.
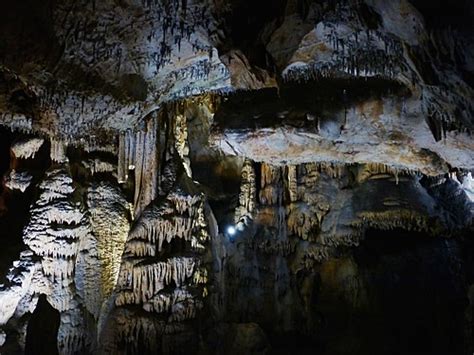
[
  {"xmin": 105, "ymin": 186, "xmax": 211, "ymax": 353},
  {"xmin": 0, "ymin": 253, "xmax": 39, "ymax": 326},
  {"xmin": 0, "ymin": 166, "xmax": 99, "ymax": 354},
  {"xmin": 87, "ymin": 183, "xmax": 130, "ymax": 303},
  {"xmin": 118, "ymin": 132, "xmax": 127, "ymax": 183}
]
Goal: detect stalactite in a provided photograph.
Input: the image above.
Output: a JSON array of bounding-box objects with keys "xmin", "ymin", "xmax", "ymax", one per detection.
[
  {"xmin": 287, "ymin": 204, "xmax": 319, "ymax": 241},
  {"xmin": 174, "ymin": 112, "xmax": 192, "ymax": 177},
  {"xmin": 355, "ymin": 162, "xmax": 418, "ymax": 184},
  {"xmin": 2, "ymin": 1, "xmax": 472, "ymax": 352},
  {"xmin": 234, "ymin": 159, "xmax": 256, "ymax": 227},
  {"xmin": 133, "ymin": 115, "xmax": 159, "ymax": 218},
  {"xmin": 117, "ymin": 257, "xmax": 197, "ymax": 305},
  {"xmin": 142, "ymin": 288, "xmax": 194, "ymax": 314},
  {"xmin": 259, "ymin": 163, "xmax": 284, "ymax": 206},
  {"xmin": 23, "ymin": 169, "xmax": 89, "ymax": 265},
  {"xmin": 11, "ymin": 138, "xmax": 44, "ymax": 160},
  {"xmin": 245, "ymin": 235, "xmax": 296, "ymax": 256},
  {"xmin": 283, "ymin": 22, "xmax": 403, "ymax": 83},
  {"xmin": 125, "ymin": 192, "xmax": 204, "ymax": 257},
  {"xmin": 353, "ymin": 210, "xmax": 434, "ymax": 234},
  {"xmin": 85, "ymin": 158, "xmax": 116, "ymax": 175},
  {"xmin": 286, "ymin": 165, "xmax": 298, "ymax": 203},
  {"xmin": 118, "ymin": 130, "xmax": 136, "ymax": 183},
  {"xmin": 84, "ymin": 141, "xmax": 117, "ymax": 155},
  {"xmin": 50, "ymin": 138, "xmax": 68, "ymax": 163},
  {"xmin": 315, "ymin": 161, "xmax": 347, "ymax": 179}
]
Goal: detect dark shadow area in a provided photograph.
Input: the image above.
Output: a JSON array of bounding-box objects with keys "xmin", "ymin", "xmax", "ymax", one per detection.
[
  {"xmin": 411, "ymin": 0, "xmax": 473, "ymax": 29},
  {"xmin": 0, "ymin": 0, "xmax": 60, "ymax": 70},
  {"xmin": 208, "ymin": 223, "xmax": 472, "ymax": 355},
  {"xmin": 0, "ymin": 126, "xmax": 12, "ymax": 191},
  {"xmin": 25, "ymin": 294, "xmax": 60, "ymax": 355},
  {"xmin": 219, "ymin": 0, "xmax": 286, "ymax": 70},
  {"xmin": 0, "ymin": 130, "xmax": 51, "ymax": 282},
  {"xmin": 213, "ymin": 79, "xmax": 409, "ymax": 130},
  {"xmin": 347, "ymin": 228, "xmax": 469, "ymax": 355},
  {"xmin": 0, "ymin": 127, "xmax": 17, "ymax": 281},
  {"xmin": 262, "ymin": 229, "xmax": 471, "ymax": 355}
]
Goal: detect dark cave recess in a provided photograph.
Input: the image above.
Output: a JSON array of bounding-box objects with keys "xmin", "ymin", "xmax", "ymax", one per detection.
[
  {"xmin": 25, "ymin": 295, "xmax": 60, "ymax": 355},
  {"xmin": 212, "ymin": 79, "xmax": 408, "ymax": 130},
  {"xmin": 211, "ymin": 228, "xmax": 473, "ymax": 355},
  {"xmin": 0, "ymin": 129, "xmax": 51, "ymax": 282}
]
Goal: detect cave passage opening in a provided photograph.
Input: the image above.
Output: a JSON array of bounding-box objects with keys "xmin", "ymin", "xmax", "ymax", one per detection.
[{"xmin": 25, "ymin": 294, "xmax": 60, "ymax": 355}]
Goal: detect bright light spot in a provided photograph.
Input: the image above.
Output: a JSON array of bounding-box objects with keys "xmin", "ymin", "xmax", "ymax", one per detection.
[
  {"xmin": 226, "ymin": 226, "xmax": 236, "ymax": 236},
  {"xmin": 236, "ymin": 222, "xmax": 245, "ymax": 232}
]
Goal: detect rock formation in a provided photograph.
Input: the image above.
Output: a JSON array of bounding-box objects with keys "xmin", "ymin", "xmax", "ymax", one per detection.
[{"xmin": 0, "ymin": 0, "xmax": 472, "ymax": 354}]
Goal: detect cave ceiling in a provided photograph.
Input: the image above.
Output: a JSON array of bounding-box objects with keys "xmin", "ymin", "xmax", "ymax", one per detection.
[
  {"xmin": 0, "ymin": 0, "xmax": 472, "ymax": 172},
  {"xmin": 0, "ymin": 0, "xmax": 473, "ymax": 354}
]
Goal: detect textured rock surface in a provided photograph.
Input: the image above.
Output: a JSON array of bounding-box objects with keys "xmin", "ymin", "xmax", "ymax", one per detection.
[
  {"xmin": 0, "ymin": 0, "xmax": 472, "ymax": 354},
  {"xmin": 211, "ymin": 94, "xmax": 473, "ymax": 175},
  {"xmin": 4, "ymin": 170, "xmax": 32, "ymax": 193}
]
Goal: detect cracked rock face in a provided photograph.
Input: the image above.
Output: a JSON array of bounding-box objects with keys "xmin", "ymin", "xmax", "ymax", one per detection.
[{"xmin": 0, "ymin": 0, "xmax": 473, "ymax": 354}]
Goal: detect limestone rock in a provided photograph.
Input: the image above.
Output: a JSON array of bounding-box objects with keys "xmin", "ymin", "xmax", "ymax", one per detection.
[
  {"xmin": 4, "ymin": 170, "xmax": 32, "ymax": 192},
  {"xmin": 10, "ymin": 138, "xmax": 44, "ymax": 160}
]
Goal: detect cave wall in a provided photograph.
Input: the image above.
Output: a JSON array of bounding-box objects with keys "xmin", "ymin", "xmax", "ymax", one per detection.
[{"xmin": 0, "ymin": 0, "xmax": 472, "ymax": 354}]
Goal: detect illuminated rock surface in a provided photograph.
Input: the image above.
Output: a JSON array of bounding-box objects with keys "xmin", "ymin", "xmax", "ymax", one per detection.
[{"xmin": 0, "ymin": 0, "xmax": 472, "ymax": 354}]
